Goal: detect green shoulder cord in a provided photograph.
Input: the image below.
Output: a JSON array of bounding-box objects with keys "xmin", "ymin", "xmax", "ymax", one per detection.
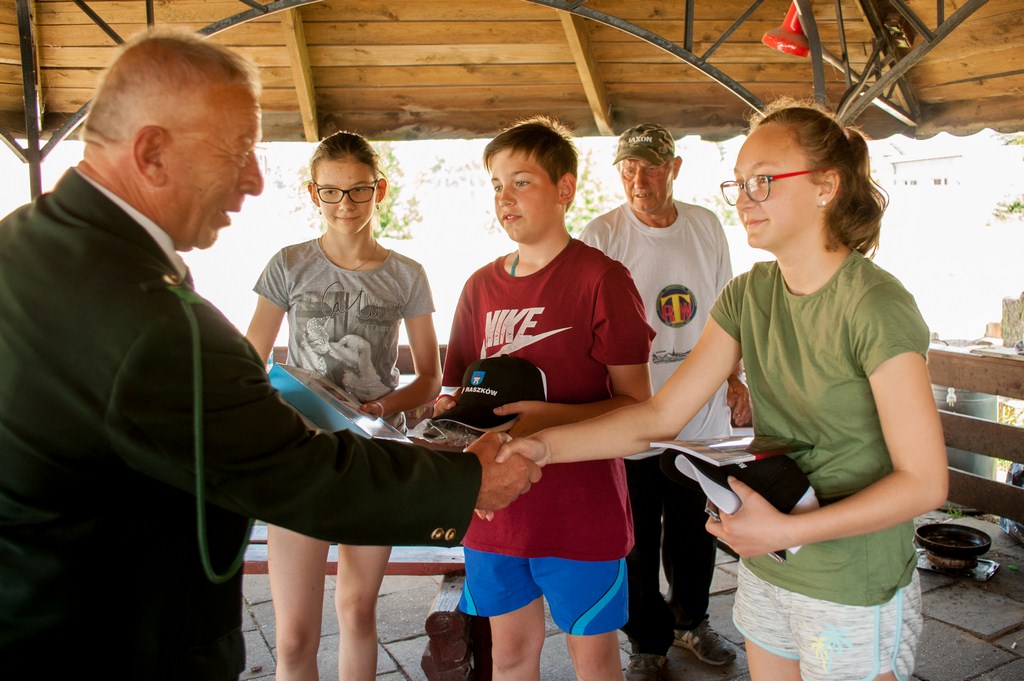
[{"xmin": 167, "ymin": 284, "xmax": 254, "ymax": 584}]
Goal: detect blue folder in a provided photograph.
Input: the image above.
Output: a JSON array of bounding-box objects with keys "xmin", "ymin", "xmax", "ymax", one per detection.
[{"xmin": 268, "ymin": 363, "xmax": 408, "ymax": 442}]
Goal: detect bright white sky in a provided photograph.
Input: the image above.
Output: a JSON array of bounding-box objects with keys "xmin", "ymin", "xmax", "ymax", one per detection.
[{"xmin": 2, "ymin": 130, "xmax": 1022, "ymax": 346}]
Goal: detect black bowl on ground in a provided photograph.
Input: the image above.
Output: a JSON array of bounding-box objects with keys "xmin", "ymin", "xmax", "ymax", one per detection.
[{"xmin": 915, "ymin": 523, "xmax": 992, "ymax": 560}]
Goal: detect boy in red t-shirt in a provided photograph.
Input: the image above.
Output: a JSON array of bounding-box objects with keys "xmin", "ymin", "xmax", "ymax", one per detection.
[{"xmin": 434, "ymin": 116, "xmax": 654, "ymax": 679}]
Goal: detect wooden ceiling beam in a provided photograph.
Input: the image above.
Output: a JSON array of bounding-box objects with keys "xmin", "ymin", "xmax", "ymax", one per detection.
[
  {"xmin": 279, "ymin": 7, "xmax": 318, "ymax": 142},
  {"xmin": 558, "ymin": 11, "xmax": 614, "ymax": 135}
]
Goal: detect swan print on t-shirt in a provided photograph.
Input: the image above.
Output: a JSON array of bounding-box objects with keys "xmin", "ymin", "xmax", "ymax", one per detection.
[{"xmin": 293, "ymin": 284, "xmax": 402, "ymax": 402}]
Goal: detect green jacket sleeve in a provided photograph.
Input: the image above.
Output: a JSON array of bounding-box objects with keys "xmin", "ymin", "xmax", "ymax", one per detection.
[{"xmin": 105, "ymin": 291, "xmax": 481, "ymax": 546}]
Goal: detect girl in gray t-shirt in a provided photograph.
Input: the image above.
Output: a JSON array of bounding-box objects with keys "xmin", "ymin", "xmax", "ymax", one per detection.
[{"xmin": 246, "ymin": 132, "xmax": 441, "ymax": 680}]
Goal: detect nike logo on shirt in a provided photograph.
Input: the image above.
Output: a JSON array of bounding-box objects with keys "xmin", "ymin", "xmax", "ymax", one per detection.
[{"xmin": 480, "ymin": 307, "xmax": 571, "ymax": 356}]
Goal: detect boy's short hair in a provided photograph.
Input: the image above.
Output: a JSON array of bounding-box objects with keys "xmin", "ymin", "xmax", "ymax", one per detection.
[{"xmin": 483, "ymin": 115, "xmax": 578, "ymax": 184}]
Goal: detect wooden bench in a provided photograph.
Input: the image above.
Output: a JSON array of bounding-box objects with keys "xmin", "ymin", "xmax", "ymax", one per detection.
[
  {"xmin": 244, "ymin": 524, "xmax": 489, "ymax": 681},
  {"xmin": 243, "ymin": 524, "xmax": 466, "ymax": 576},
  {"xmin": 271, "ymin": 344, "xmax": 447, "ymax": 373},
  {"xmin": 927, "ymin": 345, "xmax": 1024, "ymax": 523}
]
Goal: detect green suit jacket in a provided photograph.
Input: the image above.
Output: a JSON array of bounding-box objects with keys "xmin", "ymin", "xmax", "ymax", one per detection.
[{"xmin": 0, "ymin": 170, "xmax": 481, "ymax": 678}]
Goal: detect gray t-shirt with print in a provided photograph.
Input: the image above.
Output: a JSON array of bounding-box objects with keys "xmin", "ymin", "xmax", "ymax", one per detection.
[{"xmin": 254, "ymin": 238, "xmax": 434, "ymax": 428}]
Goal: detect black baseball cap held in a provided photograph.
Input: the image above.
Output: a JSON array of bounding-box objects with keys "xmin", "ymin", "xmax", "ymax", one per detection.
[{"xmin": 434, "ymin": 355, "xmax": 548, "ymax": 432}]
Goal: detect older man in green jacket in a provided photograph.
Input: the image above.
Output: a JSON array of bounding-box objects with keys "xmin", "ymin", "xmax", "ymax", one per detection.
[{"xmin": 0, "ymin": 30, "xmax": 538, "ymax": 679}]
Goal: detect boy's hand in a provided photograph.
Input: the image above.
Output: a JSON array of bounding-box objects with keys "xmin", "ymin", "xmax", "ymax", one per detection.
[
  {"xmin": 468, "ymin": 432, "xmax": 542, "ymax": 511},
  {"xmin": 493, "ymin": 400, "xmax": 555, "ymax": 436},
  {"xmin": 432, "ymin": 394, "xmax": 457, "ymax": 418}
]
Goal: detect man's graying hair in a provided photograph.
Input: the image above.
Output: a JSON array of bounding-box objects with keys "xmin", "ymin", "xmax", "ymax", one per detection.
[{"xmin": 82, "ymin": 29, "xmax": 261, "ymax": 142}]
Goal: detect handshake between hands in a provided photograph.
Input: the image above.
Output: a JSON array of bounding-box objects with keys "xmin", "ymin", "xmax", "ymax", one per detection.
[{"xmin": 468, "ymin": 432, "xmax": 552, "ymax": 517}]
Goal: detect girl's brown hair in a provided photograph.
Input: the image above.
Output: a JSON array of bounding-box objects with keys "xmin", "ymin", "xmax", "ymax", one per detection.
[
  {"xmin": 308, "ymin": 131, "xmax": 383, "ymax": 182},
  {"xmin": 750, "ymin": 98, "xmax": 887, "ymax": 257}
]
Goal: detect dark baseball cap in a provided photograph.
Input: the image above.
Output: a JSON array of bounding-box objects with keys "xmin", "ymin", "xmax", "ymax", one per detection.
[
  {"xmin": 434, "ymin": 355, "xmax": 547, "ymax": 432},
  {"xmin": 613, "ymin": 123, "xmax": 676, "ymax": 166}
]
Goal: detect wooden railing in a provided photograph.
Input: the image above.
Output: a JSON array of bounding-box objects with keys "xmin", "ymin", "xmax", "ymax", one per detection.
[
  {"xmin": 396, "ymin": 343, "xmax": 448, "ymax": 376},
  {"xmin": 927, "ymin": 346, "xmax": 1024, "ymax": 523},
  {"xmin": 272, "ymin": 344, "xmax": 447, "ymax": 376}
]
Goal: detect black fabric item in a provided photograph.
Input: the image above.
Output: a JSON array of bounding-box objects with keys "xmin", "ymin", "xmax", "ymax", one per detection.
[{"xmin": 660, "ymin": 449, "xmax": 811, "ymax": 514}]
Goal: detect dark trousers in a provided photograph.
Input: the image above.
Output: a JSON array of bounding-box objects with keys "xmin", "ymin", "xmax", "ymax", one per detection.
[{"xmin": 621, "ymin": 455, "xmax": 717, "ymax": 655}]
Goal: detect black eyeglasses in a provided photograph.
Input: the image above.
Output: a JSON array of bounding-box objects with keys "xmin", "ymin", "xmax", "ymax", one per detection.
[
  {"xmin": 720, "ymin": 170, "xmax": 819, "ymax": 206},
  {"xmin": 313, "ymin": 179, "xmax": 380, "ymax": 204}
]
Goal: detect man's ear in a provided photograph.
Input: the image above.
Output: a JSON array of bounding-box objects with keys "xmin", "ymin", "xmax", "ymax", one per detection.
[
  {"xmin": 133, "ymin": 126, "xmax": 171, "ymax": 187},
  {"xmin": 558, "ymin": 173, "xmax": 577, "ymax": 206}
]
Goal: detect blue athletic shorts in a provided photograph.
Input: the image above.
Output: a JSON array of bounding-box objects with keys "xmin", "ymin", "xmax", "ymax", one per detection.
[{"xmin": 459, "ymin": 547, "xmax": 628, "ymax": 636}]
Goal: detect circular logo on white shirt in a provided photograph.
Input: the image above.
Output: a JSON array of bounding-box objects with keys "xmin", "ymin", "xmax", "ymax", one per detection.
[{"xmin": 656, "ymin": 284, "xmax": 696, "ymax": 328}]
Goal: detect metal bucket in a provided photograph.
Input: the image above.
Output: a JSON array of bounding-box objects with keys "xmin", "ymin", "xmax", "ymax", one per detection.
[{"xmin": 932, "ymin": 386, "xmax": 1000, "ymax": 480}]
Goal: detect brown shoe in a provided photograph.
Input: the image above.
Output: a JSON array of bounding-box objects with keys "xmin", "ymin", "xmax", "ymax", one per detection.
[
  {"xmin": 673, "ymin": 620, "xmax": 737, "ymax": 666},
  {"xmin": 625, "ymin": 652, "xmax": 666, "ymax": 681}
]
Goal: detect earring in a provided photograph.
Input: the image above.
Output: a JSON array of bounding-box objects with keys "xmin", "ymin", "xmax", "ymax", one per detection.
[{"xmin": 820, "ymin": 200, "xmax": 827, "ymax": 207}]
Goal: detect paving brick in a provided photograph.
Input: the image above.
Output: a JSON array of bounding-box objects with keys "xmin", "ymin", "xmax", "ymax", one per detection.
[
  {"xmin": 914, "ymin": 618, "xmax": 1017, "ymax": 681},
  {"xmin": 923, "ymin": 582, "xmax": 1024, "ymax": 640},
  {"xmin": 973, "ymin": 656, "xmax": 1024, "ymax": 680}
]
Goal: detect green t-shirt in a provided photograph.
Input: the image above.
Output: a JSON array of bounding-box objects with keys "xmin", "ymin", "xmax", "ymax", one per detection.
[{"xmin": 711, "ymin": 252, "xmax": 930, "ymax": 606}]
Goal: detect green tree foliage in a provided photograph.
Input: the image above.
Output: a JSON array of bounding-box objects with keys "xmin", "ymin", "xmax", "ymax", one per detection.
[
  {"xmin": 995, "ymin": 198, "xmax": 1024, "ymax": 221},
  {"xmin": 374, "ymin": 142, "xmax": 422, "ymax": 239},
  {"xmin": 565, "ymin": 147, "xmax": 620, "ymax": 235},
  {"xmin": 993, "ymin": 134, "xmax": 1024, "ymax": 222}
]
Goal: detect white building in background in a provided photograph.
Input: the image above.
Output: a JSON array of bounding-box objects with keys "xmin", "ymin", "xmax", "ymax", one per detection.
[
  {"xmin": 887, "ymin": 154, "xmax": 960, "ymax": 189},
  {"xmin": 867, "ymin": 131, "xmax": 1024, "ymax": 342}
]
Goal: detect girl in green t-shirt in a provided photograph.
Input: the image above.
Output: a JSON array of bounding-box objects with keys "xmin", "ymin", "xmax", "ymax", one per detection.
[{"xmin": 498, "ymin": 100, "xmax": 948, "ymax": 681}]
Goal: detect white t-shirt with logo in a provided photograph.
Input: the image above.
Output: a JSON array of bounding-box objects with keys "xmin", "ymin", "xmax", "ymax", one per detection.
[{"xmin": 581, "ymin": 200, "xmax": 733, "ymax": 445}]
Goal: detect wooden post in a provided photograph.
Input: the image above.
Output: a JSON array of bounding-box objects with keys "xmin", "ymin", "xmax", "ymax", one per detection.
[
  {"xmin": 421, "ymin": 572, "xmax": 472, "ymax": 681},
  {"xmin": 1003, "ymin": 293, "xmax": 1024, "ymax": 347}
]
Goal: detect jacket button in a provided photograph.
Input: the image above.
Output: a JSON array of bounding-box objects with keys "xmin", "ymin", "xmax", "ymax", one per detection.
[
  {"xmin": 444, "ymin": 528, "xmax": 457, "ymax": 541},
  {"xmin": 430, "ymin": 528, "xmax": 444, "ymax": 541}
]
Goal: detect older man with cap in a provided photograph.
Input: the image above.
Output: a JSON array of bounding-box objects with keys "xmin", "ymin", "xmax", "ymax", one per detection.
[{"xmin": 581, "ymin": 123, "xmax": 750, "ymax": 679}]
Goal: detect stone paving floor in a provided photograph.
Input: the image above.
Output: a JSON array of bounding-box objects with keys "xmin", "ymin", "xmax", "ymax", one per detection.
[{"xmin": 240, "ymin": 512, "xmax": 1023, "ymax": 680}]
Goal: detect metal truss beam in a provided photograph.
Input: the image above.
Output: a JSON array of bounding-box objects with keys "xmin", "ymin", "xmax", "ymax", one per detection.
[
  {"xmin": 838, "ymin": 0, "xmax": 989, "ymax": 125},
  {"xmin": 525, "ymin": 0, "xmax": 770, "ymax": 116},
  {"xmin": 525, "ymin": 0, "xmax": 986, "ymax": 133},
  {"xmin": 15, "ymin": 0, "xmax": 41, "ymax": 196}
]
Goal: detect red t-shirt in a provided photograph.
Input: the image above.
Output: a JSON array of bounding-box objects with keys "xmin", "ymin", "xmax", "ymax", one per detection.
[{"xmin": 443, "ymin": 239, "xmax": 654, "ymax": 560}]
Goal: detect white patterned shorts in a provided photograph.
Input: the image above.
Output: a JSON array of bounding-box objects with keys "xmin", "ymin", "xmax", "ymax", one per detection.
[{"xmin": 732, "ymin": 561, "xmax": 922, "ymax": 681}]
